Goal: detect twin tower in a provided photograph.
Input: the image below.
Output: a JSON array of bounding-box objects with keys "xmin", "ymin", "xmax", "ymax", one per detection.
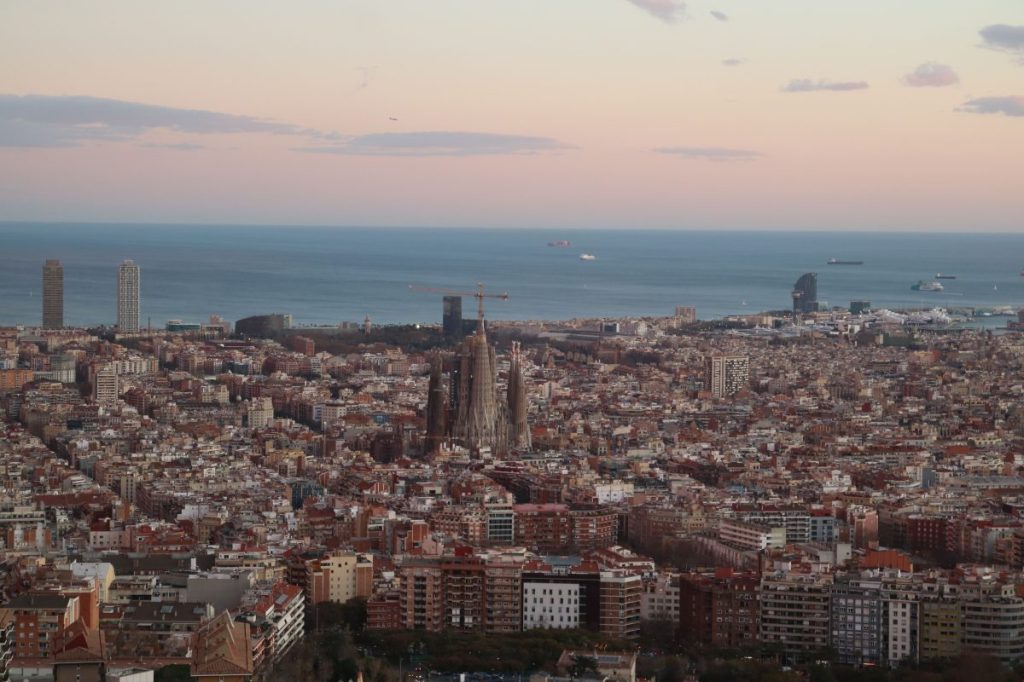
[
  {"xmin": 41, "ymin": 259, "xmax": 141, "ymax": 332},
  {"xmin": 425, "ymin": 318, "xmax": 530, "ymax": 455}
]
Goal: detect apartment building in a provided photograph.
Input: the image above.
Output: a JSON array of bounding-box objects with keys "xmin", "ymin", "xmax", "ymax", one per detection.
[{"xmin": 759, "ymin": 573, "xmax": 832, "ymax": 659}]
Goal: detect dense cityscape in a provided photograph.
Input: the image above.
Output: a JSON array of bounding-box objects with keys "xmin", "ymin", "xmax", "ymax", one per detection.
[
  {"xmin": 5, "ymin": 0, "xmax": 1023, "ymax": 679},
  {"xmin": 2, "ymin": 258, "xmax": 1024, "ymax": 681}
]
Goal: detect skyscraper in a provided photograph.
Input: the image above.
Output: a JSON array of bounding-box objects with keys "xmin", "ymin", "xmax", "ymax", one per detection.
[
  {"xmin": 117, "ymin": 260, "xmax": 140, "ymax": 333},
  {"xmin": 42, "ymin": 259, "xmax": 63, "ymax": 329},
  {"xmin": 442, "ymin": 296, "xmax": 463, "ymax": 338},
  {"xmin": 705, "ymin": 354, "xmax": 749, "ymax": 398},
  {"xmin": 791, "ymin": 272, "xmax": 818, "ymax": 315}
]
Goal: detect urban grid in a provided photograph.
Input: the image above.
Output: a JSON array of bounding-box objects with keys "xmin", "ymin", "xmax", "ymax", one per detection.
[{"xmin": 2, "ymin": 261, "xmax": 1024, "ymax": 681}]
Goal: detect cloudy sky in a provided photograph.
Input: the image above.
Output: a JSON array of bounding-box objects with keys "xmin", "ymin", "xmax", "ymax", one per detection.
[{"xmin": 1, "ymin": 0, "xmax": 1022, "ymax": 230}]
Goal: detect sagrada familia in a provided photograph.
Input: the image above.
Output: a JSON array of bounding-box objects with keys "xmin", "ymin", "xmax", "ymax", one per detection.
[{"xmin": 425, "ymin": 314, "xmax": 530, "ymax": 455}]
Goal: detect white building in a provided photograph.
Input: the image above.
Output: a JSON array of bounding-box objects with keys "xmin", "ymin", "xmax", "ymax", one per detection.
[
  {"xmin": 266, "ymin": 584, "xmax": 305, "ymax": 661},
  {"xmin": 523, "ymin": 582, "xmax": 579, "ymax": 630},
  {"xmin": 719, "ymin": 518, "xmax": 786, "ymax": 552},
  {"xmin": 108, "ymin": 669, "xmax": 155, "ymax": 682},
  {"xmin": 885, "ymin": 596, "xmax": 919, "ymax": 665},
  {"xmin": 705, "ymin": 354, "xmax": 750, "ymax": 398},
  {"xmin": 70, "ymin": 561, "xmax": 116, "ymax": 602},
  {"xmin": 640, "ymin": 573, "xmax": 680, "ymax": 621},
  {"xmin": 247, "ymin": 397, "xmax": 274, "ymax": 429}
]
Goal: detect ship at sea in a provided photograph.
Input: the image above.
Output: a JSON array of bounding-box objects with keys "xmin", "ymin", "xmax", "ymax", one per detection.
[
  {"xmin": 911, "ymin": 280, "xmax": 944, "ymax": 292},
  {"xmin": 579, "ymin": 253, "xmax": 596, "ymax": 261},
  {"xmin": 827, "ymin": 258, "xmax": 863, "ymax": 265},
  {"xmin": 935, "ymin": 273, "xmax": 956, "ymax": 279},
  {"xmin": 547, "ymin": 240, "xmax": 571, "ymax": 248}
]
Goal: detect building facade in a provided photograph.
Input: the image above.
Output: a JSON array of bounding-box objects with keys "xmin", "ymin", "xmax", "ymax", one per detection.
[
  {"xmin": 94, "ymin": 365, "xmax": 119, "ymax": 405},
  {"xmin": 831, "ymin": 577, "xmax": 885, "ymax": 666},
  {"xmin": 679, "ymin": 571, "xmax": 760, "ymax": 650},
  {"xmin": 442, "ymin": 296, "xmax": 463, "ymax": 338},
  {"xmin": 598, "ymin": 571, "xmax": 642, "ymax": 639},
  {"xmin": 705, "ymin": 355, "xmax": 749, "ymax": 398},
  {"xmin": 759, "ymin": 573, "xmax": 831, "ymax": 659},
  {"xmin": 42, "ymin": 259, "xmax": 64, "ymax": 330},
  {"xmin": 117, "ymin": 260, "xmax": 141, "ymax": 333},
  {"xmin": 523, "ymin": 582, "xmax": 580, "ymax": 630},
  {"xmin": 791, "ymin": 272, "xmax": 818, "ymax": 315}
]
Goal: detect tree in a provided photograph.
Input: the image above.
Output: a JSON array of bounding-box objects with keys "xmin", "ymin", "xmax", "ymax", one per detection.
[
  {"xmin": 807, "ymin": 664, "xmax": 836, "ymax": 682},
  {"xmin": 316, "ymin": 597, "xmax": 369, "ymax": 632},
  {"xmin": 569, "ymin": 655, "xmax": 599, "ymax": 678},
  {"xmin": 154, "ymin": 666, "xmax": 191, "ymax": 682},
  {"xmin": 658, "ymin": 656, "xmax": 686, "ymax": 682},
  {"xmin": 640, "ymin": 618, "xmax": 680, "ymax": 654}
]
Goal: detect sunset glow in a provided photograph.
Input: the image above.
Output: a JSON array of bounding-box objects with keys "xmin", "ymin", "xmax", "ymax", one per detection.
[{"xmin": 1, "ymin": 0, "xmax": 1022, "ymax": 230}]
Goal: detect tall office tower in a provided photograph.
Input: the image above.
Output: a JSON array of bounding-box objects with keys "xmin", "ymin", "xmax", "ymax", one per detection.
[
  {"xmin": 424, "ymin": 354, "xmax": 447, "ymax": 454},
  {"xmin": 506, "ymin": 341, "xmax": 531, "ymax": 450},
  {"xmin": 442, "ymin": 296, "xmax": 463, "ymax": 338},
  {"xmin": 705, "ymin": 354, "xmax": 750, "ymax": 398},
  {"xmin": 791, "ymin": 272, "xmax": 818, "ymax": 315},
  {"xmin": 42, "ymin": 259, "xmax": 64, "ymax": 329},
  {"xmin": 117, "ymin": 260, "xmax": 141, "ymax": 333}
]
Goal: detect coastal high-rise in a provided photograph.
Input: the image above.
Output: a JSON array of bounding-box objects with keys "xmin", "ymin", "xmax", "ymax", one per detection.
[
  {"xmin": 42, "ymin": 259, "xmax": 63, "ymax": 329},
  {"xmin": 791, "ymin": 272, "xmax": 817, "ymax": 315},
  {"xmin": 674, "ymin": 306, "xmax": 697, "ymax": 324},
  {"xmin": 117, "ymin": 260, "xmax": 140, "ymax": 333},
  {"xmin": 443, "ymin": 296, "xmax": 463, "ymax": 338}
]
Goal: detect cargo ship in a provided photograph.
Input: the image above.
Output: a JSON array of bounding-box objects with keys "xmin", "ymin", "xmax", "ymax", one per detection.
[
  {"xmin": 827, "ymin": 258, "xmax": 863, "ymax": 265},
  {"xmin": 935, "ymin": 273, "xmax": 956, "ymax": 279},
  {"xmin": 547, "ymin": 240, "xmax": 571, "ymax": 248}
]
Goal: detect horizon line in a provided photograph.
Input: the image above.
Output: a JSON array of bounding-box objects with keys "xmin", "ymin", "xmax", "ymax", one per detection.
[{"xmin": 2, "ymin": 220, "xmax": 1024, "ymax": 236}]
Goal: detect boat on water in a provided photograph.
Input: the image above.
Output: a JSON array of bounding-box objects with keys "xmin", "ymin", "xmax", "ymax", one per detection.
[
  {"xmin": 935, "ymin": 273, "xmax": 956, "ymax": 279},
  {"xmin": 579, "ymin": 253, "xmax": 596, "ymax": 261},
  {"xmin": 827, "ymin": 258, "xmax": 864, "ymax": 265},
  {"xmin": 547, "ymin": 240, "xmax": 571, "ymax": 248},
  {"xmin": 911, "ymin": 280, "xmax": 944, "ymax": 292}
]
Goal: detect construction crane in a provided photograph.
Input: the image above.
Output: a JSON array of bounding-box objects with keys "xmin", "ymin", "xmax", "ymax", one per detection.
[{"xmin": 408, "ymin": 282, "xmax": 509, "ymax": 329}]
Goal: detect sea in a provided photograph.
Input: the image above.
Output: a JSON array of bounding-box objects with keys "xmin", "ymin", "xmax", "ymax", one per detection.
[{"xmin": 1, "ymin": 223, "xmax": 1023, "ymax": 329}]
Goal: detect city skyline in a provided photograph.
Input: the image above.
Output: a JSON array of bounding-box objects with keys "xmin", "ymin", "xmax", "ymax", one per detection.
[
  {"xmin": 1, "ymin": 1, "xmax": 1022, "ymax": 231},
  {"xmin": 7, "ymin": 3, "xmax": 1024, "ymax": 680}
]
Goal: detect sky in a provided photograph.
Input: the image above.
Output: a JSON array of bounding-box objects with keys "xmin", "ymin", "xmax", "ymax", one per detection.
[{"xmin": 1, "ymin": 0, "xmax": 1023, "ymax": 231}]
